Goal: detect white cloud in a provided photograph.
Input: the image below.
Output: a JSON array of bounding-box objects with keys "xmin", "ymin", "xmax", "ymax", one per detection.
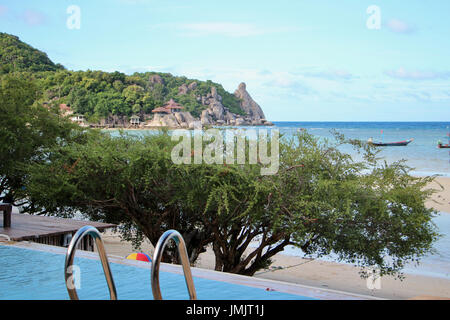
[
  {"xmin": 118, "ymin": 0, "xmax": 152, "ymax": 3},
  {"xmin": 0, "ymin": 5, "xmax": 8, "ymax": 16},
  {"xmin": 385, "ymin": 19, "xmax": 415, "ymax": 34},
  {"xmin": 155, "ymin": 22, "xmax": 299, "ymax": 38},
  {"xmin": 300, "ymin": 69, "xmax": 355, "ymax": 81},
  {"xmin": 114, "ymin": 63, "xmax": 450, "ymax": 106},
  {"xmin": 385, "ymin": 67, "xmax": 450, "ymax": 80},
  {"xmin": 22, "ymin": 9, "xmax": 46, "ymax": 26}
]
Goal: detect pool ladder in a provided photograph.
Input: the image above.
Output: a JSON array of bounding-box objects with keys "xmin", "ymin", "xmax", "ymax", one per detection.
[
  {"xmin": 151, "ymin": 230, "xmax": 197, "ymax": 300},
  {"xmin": 64, "ymin": 226, "xmax": 197, "ymax": 300},
  {"xmin": 64, "ymin": 226, "xmax": 117, "ymax": 300}
]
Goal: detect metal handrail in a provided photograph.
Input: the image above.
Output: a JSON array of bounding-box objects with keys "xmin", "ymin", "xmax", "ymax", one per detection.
[
  {"xmin": 151, "ymin": 230, "xmax": 197, "ymax": 300},
  {"xmin": 64, "ymin": 225, "xmax": 117, "ymax": 300}
]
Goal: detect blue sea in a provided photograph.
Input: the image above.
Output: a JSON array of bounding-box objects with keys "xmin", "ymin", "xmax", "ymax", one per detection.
[
  {"xmin": 272, "ymin": 121, "xmax": 450, "ymax": 177},
  {"xmin": 116, "ymin": 121, "xmax": 450, "ymax": 176}
]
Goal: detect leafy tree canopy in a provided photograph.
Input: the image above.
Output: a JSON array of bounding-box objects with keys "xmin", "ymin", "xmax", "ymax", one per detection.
[
  {"xmin": 0, "ymin": 74, "xmax": 86, "ymax": 206},
  {"xmin": 24, "ymin": 130, "xmax": 440, "ymax": 278},
  {"xmin": 0, "ymin": 32, "xmax": 63, "ymax": 74}
]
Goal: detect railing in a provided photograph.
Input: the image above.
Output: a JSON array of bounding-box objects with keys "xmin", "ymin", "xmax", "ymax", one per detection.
[
  {"xmin": 0, "ymin": 234, "xmax": 11, "ymax": 241},
  {"xmin": 64, "ymin": 225, "xmax": 117, "ymax": 300},
  {"xmin": 0, "ymin": 203, "xmax": 12, "ymax": 228},
  {"xmin": 151, "ymin": 230, "xmax": 197, "ymax": 300},
  {"xmin": 64, "ymin": 226, "xmax": 196, "ymax": 300}
]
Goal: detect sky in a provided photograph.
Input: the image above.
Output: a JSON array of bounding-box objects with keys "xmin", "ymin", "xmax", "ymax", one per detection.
[{"xmin": 0, "ymin": 0, "xmax": 449, "ymax": 121}]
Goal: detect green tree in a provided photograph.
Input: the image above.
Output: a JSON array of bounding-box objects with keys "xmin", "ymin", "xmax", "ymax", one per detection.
[
  {"xmin": 148, "ymin": 83, "xmax": 166, "ymax": 106},
  {"xmin": 0, "ymin": 74, "xmax": 82, "ymax": 208},
  {"xmin": 112, "ymin": 80, "xmax": 124, "ymax": 92},
  {"xmin": 67, "ymin": 86, "xmax": 90, "ymax": 114},
  {"xmin": 25, "ymin": 130, "xmax": 439, "ymax": 278},
  {"xmin": 123, "ymin": 84, "xmax": 145, "ymax": 115},
  {"xmin": 0, "ymin": 32, "xmax": 63, "ymax": 74},
  {"xmin": 94, "ymin": 90, "xmax": 127, "ymax": 118},
  {"xmin": 141, "ymin": 94, "xmax": 157, "ymax": 113}
]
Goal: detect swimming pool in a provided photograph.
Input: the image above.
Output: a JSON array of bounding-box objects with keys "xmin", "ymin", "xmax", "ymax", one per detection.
[{"xmin": 0, "ymin": 242, "xmax": 373, "ymax": 300}]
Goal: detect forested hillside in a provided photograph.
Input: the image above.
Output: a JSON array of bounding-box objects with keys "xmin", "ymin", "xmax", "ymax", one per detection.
[
  {"xmin": 0, "ymin": 32, "xmax": 244, "ymax": 121},
  {"xmin": 0, "ymin": 32, "xmax": 64, "ymax": 74}
]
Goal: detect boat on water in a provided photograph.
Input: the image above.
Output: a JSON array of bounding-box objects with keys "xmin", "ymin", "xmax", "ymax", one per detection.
[
  {"xmin": 367, "ymin": 137, "xmax": 414, "ymax": 147},
  {"xmin": 437, "ymin": 130, "xmax": 450, "ymax": 148},
  {"xmin": 438, "ymin": 143, "xmax": 450, "ymax": 149}
]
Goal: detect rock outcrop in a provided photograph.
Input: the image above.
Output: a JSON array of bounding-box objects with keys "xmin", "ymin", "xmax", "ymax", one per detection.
[
  {"xmin": 197, "ymin": 84, "xmax": 273, "ymax": 126},
  {"xmin": 149, "ymin": 74, "xmax": 164, "ymax": 86},
  {"xmin": 178, "ymin": 83, "xmax": 189, "ymax": 95},
  {"xmin": 146, "ymin": 82, "xmax": 273, "ymax": 128},
  {"xmin": 178, "ymin": 81, "xmax": 198, "ymax": 96},
  {"xmin": 188, "ymin": 81, "xmax": 198, "ymax": 91},
  {"xmin": 146, "ymin": 112, "xmax": 187, "ymax": 128},
  {"xmin": 234, "ymin": 82, "xmax": 267, "ymax": 123},
  {"xmin": 146, "ymin": 111, "xmax": 199, "ymax": 129},
  {"xmin": 199, "ymin": 87, "xmax": 240, "ymax": 125}
]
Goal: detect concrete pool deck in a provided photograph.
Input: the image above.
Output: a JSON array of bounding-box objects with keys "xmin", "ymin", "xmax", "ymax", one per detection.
[{"xmin": 0, "ymin": 240, "xmax": 382, "ymax": 300}]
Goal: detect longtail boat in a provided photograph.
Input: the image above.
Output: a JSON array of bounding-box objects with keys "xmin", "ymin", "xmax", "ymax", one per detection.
[
  {"xmin": 438, "ymin": 129, "xmax": 450, "ymax": 148},
  {"xmin": 368, "ymin": 138, "xmax": 414, "ymax": 147}
]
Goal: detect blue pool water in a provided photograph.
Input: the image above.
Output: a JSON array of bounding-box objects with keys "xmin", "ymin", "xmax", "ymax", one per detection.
[{"xmin": 0, "ymin": 246, "xmax": 312, "ymax": 300}]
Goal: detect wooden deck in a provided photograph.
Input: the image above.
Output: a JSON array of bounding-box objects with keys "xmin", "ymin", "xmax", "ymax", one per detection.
[{"xmin": 0, "ymin": 213, "xmax": 116, "ymax": 250}]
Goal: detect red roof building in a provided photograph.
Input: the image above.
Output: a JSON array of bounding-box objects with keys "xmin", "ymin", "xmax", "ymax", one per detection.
[
  {"xmin": 152, "ymin": 107, "xmax": 171, "ymax": 114},
  {"xmin": 152, "ymin": 99, "xmax": 184, "ymax": 114},
  {"xmin": 59, "ymin": 104, "xmax": 73, "ymax": 117}
]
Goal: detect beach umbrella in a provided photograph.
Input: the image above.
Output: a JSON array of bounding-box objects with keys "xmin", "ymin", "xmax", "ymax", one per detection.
[{"xmin": 126, "ymin": 252, "xmax": 152, "ymax": 262}]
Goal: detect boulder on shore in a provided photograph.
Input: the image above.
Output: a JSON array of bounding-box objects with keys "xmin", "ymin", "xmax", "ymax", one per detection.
[
  {"xmin": 144, "ymin": 82, "xmax": 273, "ymax": 129},
  {"xmin": 234, "ymin": 82, "xmax": 266, "ymax": 121}
]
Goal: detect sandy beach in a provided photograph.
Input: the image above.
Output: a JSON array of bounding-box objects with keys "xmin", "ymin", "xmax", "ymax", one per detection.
[
  {"xmin": 425, "ymin": 176, "xmax": 450, "ymax": 214},
  {"xmin": 99, "ymin": 176, "xmax": 450, "ymax": 300}
]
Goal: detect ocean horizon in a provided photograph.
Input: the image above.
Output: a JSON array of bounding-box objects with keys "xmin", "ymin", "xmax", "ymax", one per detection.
[
  {"xmin": 111, "ymin": 121, "xmax": 450, "ymax": 177},
  {"xmin": 270, "ymin": 121, "xmax": 450, "ymax": 177}
]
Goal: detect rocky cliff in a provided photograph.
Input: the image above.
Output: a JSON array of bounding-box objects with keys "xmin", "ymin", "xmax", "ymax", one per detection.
[
  {"xmin": 147, "ymin": 111, "xmax": 198, "ymax": 129},
  {"xmin": 145, "ymin": 83, "xmax": 272, "ymax": 128},
  {"xmin": 234, "ymin": 82, "xmax": 266, "ymax": 121}
]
